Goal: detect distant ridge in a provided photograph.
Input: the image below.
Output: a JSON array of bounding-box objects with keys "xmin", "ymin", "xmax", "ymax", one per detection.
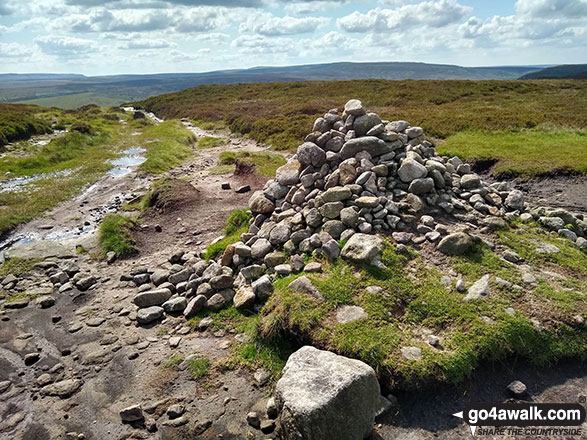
[
  {"xmin": 519, "ymin": 64, "xmax": 587, "ymax": 80},
  {"xmin": 0, "ymin": 61, "xmax": 568, "ymax": 109}
]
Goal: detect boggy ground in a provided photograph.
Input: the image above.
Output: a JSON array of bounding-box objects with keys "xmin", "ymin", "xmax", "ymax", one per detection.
[{"xmin": 0, "ymin": 121, "xmax": 585, "ymax": 440}]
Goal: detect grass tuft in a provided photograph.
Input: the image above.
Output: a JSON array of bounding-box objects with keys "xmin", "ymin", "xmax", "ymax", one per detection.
[
  {"xmin": 204, "ymin": 209, "xmax": 252, "ymax": 261},
  {"xmin": 197, "ymin": 136, "xmax": 226, "ymax": 149},
  {"xmin": 98, "ymin": 214, "xmax": 138, "ymax": 258}
]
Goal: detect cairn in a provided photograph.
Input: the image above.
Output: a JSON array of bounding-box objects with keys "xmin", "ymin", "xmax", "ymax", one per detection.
[{"xmin": 130, "ymin": 99, "xmax": 587, "ymax": 322}]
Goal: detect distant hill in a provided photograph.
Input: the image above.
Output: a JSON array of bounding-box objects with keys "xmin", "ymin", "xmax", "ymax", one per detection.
[
  {"xmin": 0, "ymin": 62, "xmax": 548, "ymax": 109},
  {"xmin": 520, "ymin": 64, "xmax": 587, "ymax": 80}
]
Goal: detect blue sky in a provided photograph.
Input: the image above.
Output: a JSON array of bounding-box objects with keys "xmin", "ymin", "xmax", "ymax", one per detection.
[{"xmin": 0, "ymin": 0, "xmax": 585, "ymax": 75}]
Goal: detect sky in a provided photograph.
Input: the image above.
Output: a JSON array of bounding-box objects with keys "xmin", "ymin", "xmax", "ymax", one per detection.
[{"xmin": 0, "ymin": 0, "xmax": 586, "ymax": 75}]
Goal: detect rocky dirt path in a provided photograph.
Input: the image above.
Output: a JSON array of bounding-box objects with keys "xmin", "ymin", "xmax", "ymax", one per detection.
[
  {"xmin": 0, "ymin": 121, "xmax": 288, "ymax": 440},
  {"xmin": 1, "ymin": 117, "xmax": 585, "ymax": 440}
]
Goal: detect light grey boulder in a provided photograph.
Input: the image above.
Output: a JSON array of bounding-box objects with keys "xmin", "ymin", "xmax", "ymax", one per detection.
[
  {"xmin": 336, "ymin": 305, "xmax": 367, "ymax": 324},
  {"xmin": 249, "ymin": 191, "xmax": 275, "ymax": 215},
  {"xmin": 504, "ymin": 189, "xmax": 525, "ymax": 211},
  {"xmin": 464, "ymin": 275, "xmax": 490, "ymax": 301},
  {"xmin": 150, "ymin": 269, "xmax": 169, "ymax": 286},
  {"xmin": 436, "ymin": 232, "xmax": 473, "ymax": 256},
  {"xmin": 184, "ymin": 295, "xmax": 206, "ymax": 318},
  {"xmin": 341, "ymin": 233, "xmax": 384, "ymax": 267},
  {"xmin": 233, "ymin": 285, "xmax": 256, "ymax": 310},
  {"xmin": 460, "ymin": 174, "xmax": 481, "ymax": 190},
  {"xmin": 288, "ymin": 276, "xmax": 323, "ymax": 300},
  {"xmin": 398, "ymin": 159, "xmax": 427, "ymax": 183},
  {"xmin": 297, "ymin": 142, "xmax": 326, "ymax": 167},
  {"xmin": 162, "ymin": 297, "xmax": 187, "ymax": 313},
  {"xmin": 134, "ymin": 288, "xmax": 172, "ymax": 308},
  {"xmin": 275, "ymin": 346, "xmax": 380, "ymax": 440},
  {"xmin": 339, "ymin": 137, "xmax": 392, "ymax": 160},
  {"xmin": 276, "ymin": 160, "xmax": 301, "ymax": 186},
  {"xmin": 253, "ymin": 275, "xmax": 274, "ymax": 300},
  {"xmin": 353, "ymin": 113, "xmax": 382, "ymax": 137},
  {"xmin": 251, "ymin": 238, "xmax": 273, "ymax": 260},
  {"xmin": 344, "ymin": 99, "xmax": 366, "ymax": 116},
  {"xmin": 137, "ymin": 306, "xmax": 164, "ymax": 324},
  {"xmin": 408, "ymin": 177, "xmax": 434, "ymax": 194}
]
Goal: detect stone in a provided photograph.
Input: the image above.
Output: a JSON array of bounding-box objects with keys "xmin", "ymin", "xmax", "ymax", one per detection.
[
  {"xmin": 184, "ymin": 295, "xmax": 207, "ymax": 318},
  {"xmin": 207, "ymin": 293, "xmax": 227, "ymax": 311},
  {"xmin": 355, "ymin": 196, "xmax": 379, "ymax": 208},
  {"xmin": 241, "ymin": 264, "xmax": 264, "ymax": 281},
  {"xmin": 275, "ymin": 346, "xmax": 379, "ymax": 440},
  {"xmin": 507, "ymin": 380, "xmax": 527, "ymax": 398},
  {"xmin": 276, "ymin": 160, "xmax": 301, "ymax": 186},
  {"xmin": 210, "ymin": 274, "xmax": 233, "ymax": 290},
  {"xmin": 353, "ymin": 113, "xmax": 382, "ymax": 137},
  {"xmin": 321, "ymin": 220, "xmax": 345, "ymax": 239},
  {"xmin": 151, "ymin": 269, "xmax": 169, "ymax": 286},
  {"xmin": 464, "ymin": 275, "xmax": 490, "ymax": 301},
  {"xmin": 341, "ymin": 233, "xmax": 384, "ymax": 267},
  {"xmin": 319, "ymin": 186, "xmax": 352, "ymax": 203},
  {"xmin": 134, "ymin": 289, "xmax": 172, "ymax": 308},
  {"xmin": 40, "ymin": 379, "xmax": 82, "ymax": 398},
  {"xmin": 251, "ymin": 238, "xmax": 273, "ymax": 260},
  {"xmin": 167, "ymin": 404, "xmax": 185, "ymax": 419},
  {"xmin": 137, "ymin": 306, "xmax": 164, "ymax": 324},
  {"xmin": 319, "ymin": 202, "xmax": 344, "ymax": 219},
  {"xmin": 24, "ymin": 352, "xmax": 40, "ymax": 366},
  {"xmin": 505, "ymin": 190, "xmax": 525, "ymax": 211},
  {"xmin": 336, "ymin": 305, "xmax": 367, "ymax": 324},
  {"xmin": 252, "ymin": 275, "xmax": 274, "ymax": 300},
  {"xmin": 249, "ymin": 191, "xmax": 275, "ymax": 214},
  {"xmin": 401, "ymin": 346, "xmax": 422, "ymax": 361},
  {"xmin": 288, "ymin": 276, "xmax": 323, "ymax": 300},
  {"xmin": 120, "ymin": 404, "xmax": 144, "ymax": 422},
  {"xmin": 339, "ymin": 136, "xmax": 390, "ymax": 159},
  {"xmin": 437, "ymin": 232, "xmax": 473, "ymax": 256},
  {"xmin": 76, "ymin": 276, "xmax": 97, "ymax": 291},
  {"xmin": 5, "ymin": 240, "xmax": 74, "ymax": 260},
  {"xmin": 235, "ymin": 185, "xmax": 251, "ymax": 194},
  {"xmin": 503, "ymin": 250, "xmax": 522, "ymax": 264},
  {"xmin": 247, "ymin": 411, "xmax": 261, "ymax": 428},
  {"xmin": 297, "ymin": 142, "xmax": 326, "ymax": 167},
  {"xmin": 408, "ymin": 177, "xmax": 434, "ymax": 194},
  {"xmin": 398, "ymin": 159, "xmax": 427, "ymax": 183},
  {"xmin": 344, "ymin": 99, "xmax": 366, "ymax": 116},
  {"xmin": 460, "ymin": 174, "xmax": 481, "ymax": 189},
  {"xmin": 37, "ymin": 295, "xmax": 55, "ymax": 309},
  {"xmin": 234, "ymin": 286, "xmax": 256, "ymax": 310},
  {"xmin": 162, "ymin": 297, "xmax": 187, "ymax": 313},
  {"xmin": 340, "ymin": 207, "xmax": 359, "ymax": 227},
  {"xmin": 304, "ymin": 262, "xmax": 323, "ymax": 273}
]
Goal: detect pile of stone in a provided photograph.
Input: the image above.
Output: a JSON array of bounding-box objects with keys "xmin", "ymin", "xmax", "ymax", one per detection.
[
  {"xmin": 128, "ymin": 99, "xmax": 586, "ymax": 323},
  {"xmin": 128, "ymin": 250, "xmax": 247, "ymax": 325}
]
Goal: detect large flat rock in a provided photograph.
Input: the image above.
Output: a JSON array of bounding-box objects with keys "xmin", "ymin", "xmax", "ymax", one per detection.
[{"xmin": 5, "ymin": 240, "xmax": 75, "ymax": 260}]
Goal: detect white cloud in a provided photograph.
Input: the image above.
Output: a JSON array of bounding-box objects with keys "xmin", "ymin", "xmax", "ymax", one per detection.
[
  {"xmin": 35, "ymin": 35, "xmax": 96, "ymax": 55},
  {"xmin": 516, "ymin": 0, "xmax": 587, "ymax": 18},
  {"xmin": 232, "ymin": 34, "xmax": 295, "ymax": 54},
  {"xmin": 0, "ymin": 42, "xmax": 33, "ymax": 58},
  {"xmin": 117, "ymin": 37, "xmax": 175, "ymax": 49},
  {"xmin": 240, "ymin": 13, "xmax": 329, "ymax": 36},
  {"xmin": 338, "ymin": 0, "xmax": 472, "ymax": 33},
  {"xmin": 284, "ymin": 1, "xmax": 346, "ymax": 16}
]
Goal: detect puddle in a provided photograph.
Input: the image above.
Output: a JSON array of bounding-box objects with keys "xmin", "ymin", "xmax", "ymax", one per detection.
[
  {"xmin": 0, "ymin": 169, "xmax": 74, "ymax": 193},
  {"xmin": 108, "ymin": 147, "xmax": 147, "ymax": 176}
]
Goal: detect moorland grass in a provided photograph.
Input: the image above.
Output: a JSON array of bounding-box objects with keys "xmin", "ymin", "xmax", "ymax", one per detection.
[
  {"xmin": 438, "ymin": 129, "xmax": 587, "ymax": 176},
  {"xmin": 0, "ymin": 104, "xmax": 53, "ymax": 147},
  {"xmin": 210, "ymin": 151, "xmax": 286, "ymax": 177},
  {"xmin": 98, "ymin": 214, "xmax": 138, "ymax": 258},
  {"xmin": 138, "ymin": 120, "xmax": 195, "ymax": 174},
  {"xmin": 136, "ymin": 79, "xmax": 587, "ymax": 175},
  {"xmin": 256, "ymin": 240, "xmax": 587, "ymax": 388},
  {"xmin": 197, "ymin": 136, "xmax": 226, "ymax": 149},
  {"xmin": 0, "ymin": 257, "xmax": 40, "ymax": 276}
]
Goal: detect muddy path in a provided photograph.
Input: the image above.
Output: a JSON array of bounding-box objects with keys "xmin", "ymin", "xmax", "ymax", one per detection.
[
  {"xmin": 0, "ymin": 118, "xmax": 289, "ymax": 440},
  {"xmin": 0, "ymin": 116, "xmax": 585, "ymax": 440}
]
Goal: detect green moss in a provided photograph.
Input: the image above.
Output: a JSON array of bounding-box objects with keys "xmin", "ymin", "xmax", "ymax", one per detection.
[
  {"xmin": 98, "ymin": 214, "xmax": 138, "ymax": 258},
  {"xmin": 0, "ymin": 258, "xmax": 40, "ymax": 276},
  {"xmin": 497, "ymin": 221, "xmax": 587, "ymax": 276},
  {"xmin": 162, "ymin": 355, "xmax": 185, "ymax": 368},
  {"xmin": 188, "ymin": 357, "xmax": 211, "ymax": 378}
]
